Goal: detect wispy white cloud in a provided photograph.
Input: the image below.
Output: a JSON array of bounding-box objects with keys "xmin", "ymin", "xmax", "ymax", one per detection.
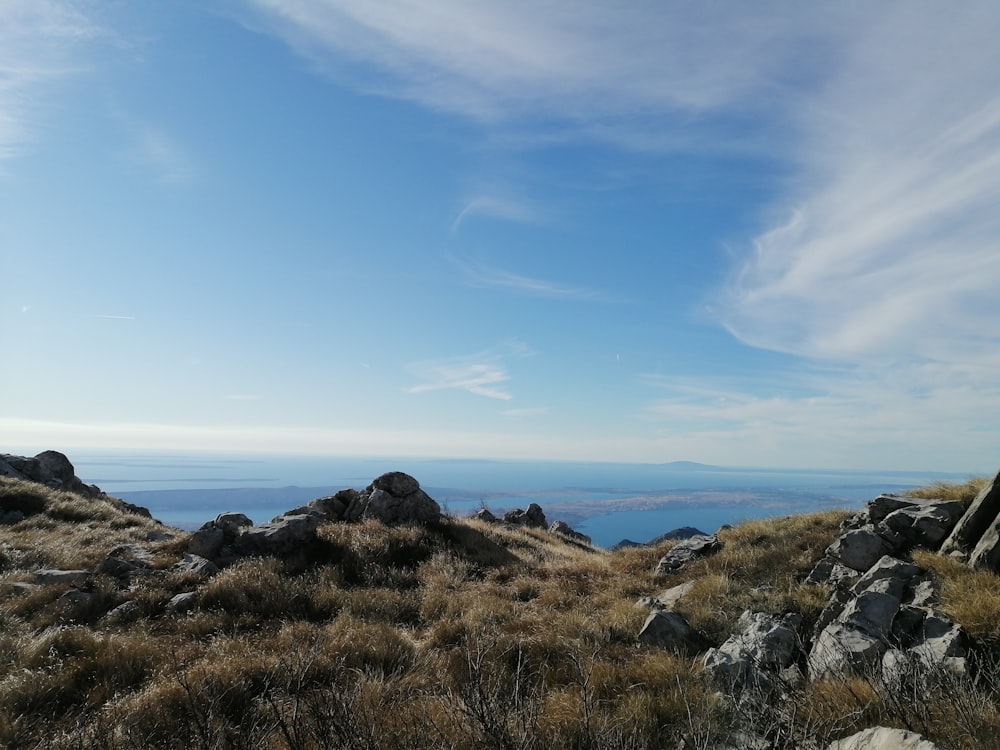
[
  {"xmin": 451, "ymin": 194, "xmax": 542, "ymax": 234},
  {"xmin": 0, "ymin": 1, "xmax": 104, "ymax": 162},
  {"xmin": 406, "ymin": 357, "xmax": 512, "ymax": 400},
  {"xmin": 239, "ymin": 1, "xmax": 853, "ymax": 152},
  {"xmin": 458, "ymin": 258, "xmax": 604, "ymax": 301},
  {"xmin": 719, "ymin": 4, "xmax": 1000, "ymax": 369},
  {"xmin": 405, "ymin": 341, "xmax": 535, "ymax": 401}
]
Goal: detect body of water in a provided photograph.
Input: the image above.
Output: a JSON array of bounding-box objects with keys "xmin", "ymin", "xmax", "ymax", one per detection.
[{"xmin": 71, "ymin": 451, "xmax": 975, "ymax": 548}]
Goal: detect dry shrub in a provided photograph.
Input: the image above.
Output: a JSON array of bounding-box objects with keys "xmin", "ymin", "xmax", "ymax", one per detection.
[{"xmin": 906, "ymin": 477, "xmax": 989, "ymax": 505}]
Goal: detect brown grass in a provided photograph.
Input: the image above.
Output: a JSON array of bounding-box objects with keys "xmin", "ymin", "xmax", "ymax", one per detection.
[{"xmin": 3, "ymin": 475, "xmax": 1000, "ymax": 748}]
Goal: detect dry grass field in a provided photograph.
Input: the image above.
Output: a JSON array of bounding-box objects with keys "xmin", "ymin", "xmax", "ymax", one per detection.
[{"xmin": 1, "ymin": 474, "xmax": 998, "ymax": 748}]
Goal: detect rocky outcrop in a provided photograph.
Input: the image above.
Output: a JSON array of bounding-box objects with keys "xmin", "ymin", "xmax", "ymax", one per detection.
[
  {"xmin": 654, "ymin": 534, "xmax": 721, "ymax": 575},
  {"xmin": 296, "ymin": 472, "xmax": 442, "ymax": 527},
  {"xmin": 939, "ymin": 471, "xmax": 1000, "ymax": 559},
  {"xmin": 703, "ymin": 611, "xmax": 802, "ymax": 692},
  {"xmin": 503, "ymin": 503, "xmax": 547, "ymax": 529},
  {"xmin": 0, "ymin": 450, "xmax": 152, "ymax": 519},
  {"xmin": 0, "ymin": 451, "xmax": 102, "ymax": 499},
  {"xmin": 610, "ymin": 526, "xmax": 707, "ymax": 551}
]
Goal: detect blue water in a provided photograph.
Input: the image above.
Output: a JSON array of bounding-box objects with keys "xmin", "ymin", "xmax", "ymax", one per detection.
[{"xmin": 71, "ymin": 451, "xmax": 976, "ymax": 548}]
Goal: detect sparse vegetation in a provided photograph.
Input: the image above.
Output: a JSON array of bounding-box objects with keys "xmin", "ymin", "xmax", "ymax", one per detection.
[{"xmin": 1, "ymin": 473, "xmax": 999, "ymax": 748}]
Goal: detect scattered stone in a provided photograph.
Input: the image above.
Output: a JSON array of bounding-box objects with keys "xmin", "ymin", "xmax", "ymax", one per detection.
[
  {"xmin": 33, "ymin": 569, "xmax": 89, "ymax": 586},
  {"xmin": 211, "ymin": 512, "xmax": 254, "ymax": 534},
  {"xmin": 656, "ymin": 580, "xmax": 697, "ymax": 609},
  {"xmin": 637, "ymin": 610, "xmax": 710, "ymax": 655},
  {"xmin": 473, "ymin": 508, "xmax": 498, "ymax": 523},
  {"xmin": 104, "ymin": 600, "xmax": 141, "ymax": 624},
  {"xmin": 371, "ymin": 471, "xmax": 421, "ymax": 497},
  {"xmin": 172, "ymin": 553, "xmax": 220, "ymax": 577},
  {"xmin": 654, "ymin": 534, "xmax": 721, "ymax": 575},
  {"xmin": 168, "ymin": 592, "xmax": 197, "ymax": 613}
]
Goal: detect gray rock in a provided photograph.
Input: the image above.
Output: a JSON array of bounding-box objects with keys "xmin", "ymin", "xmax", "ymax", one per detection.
[
  {"xmin": 637, "ymin": 610, "xmax": 709, "ymax": 655},
  {"xmin": 473, "ymin": 508, "xmax": 498, "ymax": 523},
  {"xmin": 635, "ymin": 596, "xmax": 665, "ymax": 610},
  {"xmin": 363, "ymin": 487, "xmax": 442, "ymax": 525},
  {"xmin": 95, "ymin": 556, "xmax": 147, "ymax": 580},
  {"xmin": 809, "ymin": 622, "xmax": 884, "ymax": 677},
  {"xmin": 233, "ymin": 513, "xmax": 320, "ymax": 557},
  {"xmin": 504, "ymin": 503, "xmax": 547, "ymax": 529},
  {"xmin": 33, "ymin": 569, "xmax": 89, "ymax": 586},
  {"xmin": 703, "ymin": 611, "xmax": 801, "ymax": 692},
  {"xmin": 104, "ymin": 599, "xmax": 141, "ymax": 624},
  {"xmin": 967, "ymin": 511, "xmax": 1000, "ymax": 573},
  {"xmin": 863, "ymin": 494, "xmax": 922, "ymax": 525},
  {"xmin": 825, "ymin": 526, "xmax": 900, "ymax": 572},
  {"xmin": 656, "ymin": 580, "xmax": 697, "ymax": 609},
  {"xmin": 187, "ymin": 526, "xmax": 225, "ymax": 560},
  {"xmin": 172, "ymin": 553, "xmax": 220, "ymax": 577},
  {"xmin": 370, "ymin": 471, "xmax": 421, "ymax": 497},
  {"xmin": 940, "ymin": 470, "xmax": 1000, "ymax": 556},
  {"xmin": 308, "ymin": 491, "xmax": 353, "ymax": 520},
  {"xmin": 168, "ymin": 592, "xmax": 198, "ymax": 613},
  {"xmin": 826, "ymin": 726, "xmax": 946, "ymax": 750},
  {"xmin": 806, "ymin": 556, "xmax": 861, "ymax": 588},
  {"xmin": 211, "ymin": 512, "xmax": 254, "ymax": 534},
  {"xmin": 549, "ymin": 520, "xmax": 591, "ymax": 545},
  {"xmin": 882, "ymin": 500, "xmax": 965, "ymax": 548},
  {"xmin": 654, "ymin": 534, "xmax": 721, "ymax": 575}
]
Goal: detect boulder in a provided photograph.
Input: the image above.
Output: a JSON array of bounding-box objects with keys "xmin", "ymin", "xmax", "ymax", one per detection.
[
  {"xmin": 966, "ymin": 515, "xmax": 1000, "ymax": 573},
  {"xmin": 826, "ymin": 726, "xmax": 946, "ymax": 750},
  {"xmin": 308, "ymin": 490, "xmax": 355, "ymax": 521},
  {"xmin": 233, "ymin": 513, "xmax": 320, "ymax": 557},
  {"xmin": 940, "ymin": 470, "xmax": 1000, "ymax": 557},
  {"xmin": 370, "ymin": 471, "xmax": 420, "ymax": 497},
  {"xmin": 33, "ymin": 569, "xmax": 89, "ymax": 586},
  {"xmin": 362, "ymin": 487, "xmax": 441, "ymax": 525},
  {"xmin": 882, "ymin": 501, "xmax": 964, "ymax": 548},
  {"xmin": 809, "ymin": 556, "xmax": 919, "ymax": 678},
  {"xmin": 549, "ymin": 520, "xmax": 591, "ymax": 545},
  {"xmin": 172, "ymin": 553, "xmax": 220, "ymax": 577},
  {"xmin": 504, "ymin": 503, "xmax": 547, "ymax": 529},
  {"xmin": 654, "ymin": 534, "xmax": 721, "ymax": 575},
  {"xmin": 637, "ymin": 610, "xmax": 709, "ymax": 655},
  {"xmin": 211, "ymin": 512, "xmax": 254, "ymax": 534},
  {"xmin": 703, "ymin": 611, "xmax": 802, "ymax": 691},
  {"xmin": 187, "ymin": 526, "xmax": 226, "ymax": 560},
  {"xmin": 473, "ymin": 508, "xmax": 498, "ymax": 523},
  {"xmin": 825, "ymin": 526, "xmax": 900, "ymax": 572},
  {"xmin": 167, "ymin": 592, "xmax": 198, "ymax": 613}
]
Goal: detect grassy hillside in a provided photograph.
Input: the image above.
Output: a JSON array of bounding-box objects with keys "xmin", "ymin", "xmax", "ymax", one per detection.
[{"xmin": 0, "ymin": 474, "xmax": 997, "ymax": 748}]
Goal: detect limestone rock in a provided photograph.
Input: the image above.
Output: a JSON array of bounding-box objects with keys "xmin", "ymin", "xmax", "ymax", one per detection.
[
  {"xmin": 826, "ymin": 726, "xmax": 946, "ymax": 750},
  {"xmin": 504, "ymin": 503, "xmax": 547, "ymax": 529},
  {"xmin": 637, "ymin": 610, "xmax": 709, "ymax": 655},
  {"xmin": 370, "ymin": 471, "xmax": 420, "ymax": 497},
  {"xmin": 172, "ymin": 553, "xmax": 220, "ymax": 577},
  {"xmin": 34, "ymin": 569, "xmax": 89, "ymax": 586},
  {"xmin": 703, "ymin": 611, "xmax": 802, "ymax": 692},
  {"xmin": 473, "ymin": 508, "xmax": 498, "ymax": 523},
  {"xmin": 882, "ymin": 500, "xmax": 964, "ymax": 548},
  {"xmin": 654, "ymin": 534, "xmax": 721, "ymax": 575},
  {"xmin": 167, "ymin": 592, "xmax": 198, "ymax": 613},
  {"xmin": 940, "ymin": 469, "xmax": 1000, "ymax": 556},
  {"xmin": 825, "ymin": 526, "xmax": 900, "ymax": 572},
  {"xmin": 187, "ymin": 526, "xmax": 226, "ymax": 560},
  {"xmin": 362, "ymin": 487, "xmax": 441, "ymax": 525},
  {"xmin": 233, "ymin": 513, "xmax": 320, "ymax": 557}
]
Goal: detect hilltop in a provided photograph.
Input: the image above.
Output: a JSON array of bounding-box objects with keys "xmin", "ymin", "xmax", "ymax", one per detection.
[{"xmin": 1, "ymin": 451, "xmax": 998, "ymax": 749}]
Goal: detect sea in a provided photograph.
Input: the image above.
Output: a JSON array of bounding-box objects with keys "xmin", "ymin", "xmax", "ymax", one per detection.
[{"xmin": 71, "ymin": 452, "xmax": 976, "ymax": 549}]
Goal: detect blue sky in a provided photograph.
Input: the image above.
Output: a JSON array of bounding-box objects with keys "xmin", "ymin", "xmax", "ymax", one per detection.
[{"xmin": 2, "ymin": 1, "xmax": 999, "ymax": 472}]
